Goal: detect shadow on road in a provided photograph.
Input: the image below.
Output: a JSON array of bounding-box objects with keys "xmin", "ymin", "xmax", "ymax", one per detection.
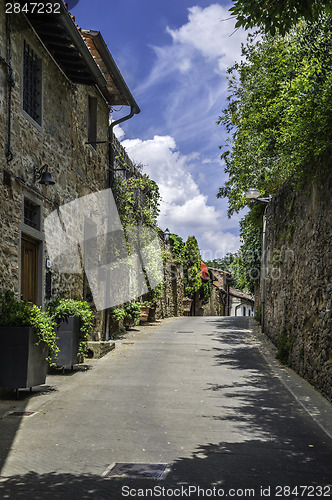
[
  {"xmin": 0, "ymin": 432, "xmax": 331, "ymax": 500},
  {"xmin": 1, "ymin": 316, "xmax": 331, "ymax": 499}
]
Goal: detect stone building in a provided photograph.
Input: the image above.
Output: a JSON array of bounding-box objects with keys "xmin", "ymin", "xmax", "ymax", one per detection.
[
  {"xmin": 204, "ymin": 267, "xmax": 232, "ymax": 316},
  {"xmin": 0, "ymin": 5, "xmax": 139, "ymax": 338}
]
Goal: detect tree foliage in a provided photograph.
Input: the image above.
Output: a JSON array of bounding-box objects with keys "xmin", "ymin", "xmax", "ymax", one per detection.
[
  {"xmin": 218, "ymin": 16, "xmax": 332, "ymax": 216},
  {"xmin": 218, "ymin": 16, "xmax": 332, "ymax": 292},
  {"xmin": 230, "ymin": 0, "xmax": 332, "ymax": 35}
]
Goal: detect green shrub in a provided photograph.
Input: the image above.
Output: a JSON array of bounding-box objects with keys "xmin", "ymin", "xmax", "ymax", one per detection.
[
  {"xmin": 110, "ymin": 307, "xmax": 126, "ymax": 322},
  {"xmin": 124, "ymin": 302, "xmax": 141, "ymax": 320},
  {"xmin": 276, "ymin": 328, "xmax": 293, "ymax": 366},
  {"xmin": 255, "ymin": 303, "xmax": 262, "ymax": 324},
  {"xmin": 0, "ymin": 291, "xmax": 58, "ymax": 365},
  {"xmin": 47, "ymin": 298, "xmax": 94, "ymax": 359}
]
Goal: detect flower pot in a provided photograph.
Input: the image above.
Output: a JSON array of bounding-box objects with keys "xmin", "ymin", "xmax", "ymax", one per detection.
[
  {"xmin": 182, "ymin": 298, "xmax": 193, "ymax": 313},
  {"xmin": 0, "ymin": 327, "xmax": 48, "ymax": 390},
  {"xmin": 139, "ymin": 306, "xmax": 150, "ymax": 323},
  {"xmin": 53, "ymin": 316, "xmax": 81, "ymax": 369},
  {"xmin": 110, "ymin": 318, "xmax": 120, "ymax": 334},
  {"xmin": 148, "ymin": 307, "xmax": 156, "ymax": 322},
  {"xmin": 123, "ymin": 317, "xmax": 135, "ymax": 330}
]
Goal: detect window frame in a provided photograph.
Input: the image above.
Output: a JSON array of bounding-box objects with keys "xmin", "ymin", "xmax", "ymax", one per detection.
[{"xmin": 22, "ymin": 39, "xmax": 43, "ymax": 129}]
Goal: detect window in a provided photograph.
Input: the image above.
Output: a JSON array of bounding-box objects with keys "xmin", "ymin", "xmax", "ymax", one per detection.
[
  {"xmin": 23, "ymin": 41, "xmax": 42, "ymax": 125},
  {"xmin": 24, "ymin": 198, "xmax": 41, "ymax": 230},
  {"xmin": 87, "ymin": 96, "xmax": 97, "ymax": 149}
]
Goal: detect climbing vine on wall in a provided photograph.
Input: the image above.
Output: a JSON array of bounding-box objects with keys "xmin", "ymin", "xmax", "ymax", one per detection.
[{"xmin": 113, "ymin": 174, "xmax": 161, "ymax": 229}]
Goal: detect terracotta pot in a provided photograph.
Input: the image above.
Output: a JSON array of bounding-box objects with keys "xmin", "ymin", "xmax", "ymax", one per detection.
[
  {"xmin": 139, "ymin": 306, "xmax": 150, "ymax": 323},
  {"xmin": 182, "ymin": 298, "xmax": 193, "ymax": 312}
]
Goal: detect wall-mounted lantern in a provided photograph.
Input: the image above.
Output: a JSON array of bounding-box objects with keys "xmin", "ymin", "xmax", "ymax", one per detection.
[{"xmin": 33, "ymin": 164, "xmax": 56, "ymax": 186}]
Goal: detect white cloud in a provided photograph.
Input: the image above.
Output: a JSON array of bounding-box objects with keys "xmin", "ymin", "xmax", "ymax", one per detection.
[
  {"xmin": 166, "ymin": 4, "xmax": 247, "ymax": 74},
  {"xmin": 115, "ymin": 5, "xmax": 249, "ymax": 258},
  {"xmin": 113, "ymin": 124, "xmax": 125, "ymax": 141},
  {"xmin": 121, "ymin": 134, "xmax": 241, "ymax": 257}
]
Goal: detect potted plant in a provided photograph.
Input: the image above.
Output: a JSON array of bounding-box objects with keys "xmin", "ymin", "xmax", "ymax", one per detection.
[
  {"xmin": 47, "ymin": 298, "xmax": 94, "ymax": 369},
  {"xmin": 123, "ymin": 302, "xmax": 141, "ymax": 330},
  {"xmin": 139, "ymin": 301, "xmax": 152, "ymax": 323},
  {"xmin": 110, "ymin": 307, "xmax": 126, "ymax": 336},
  {"xmin": 0, "ymin": 291, "xmax": 57, "ymax": 391}
]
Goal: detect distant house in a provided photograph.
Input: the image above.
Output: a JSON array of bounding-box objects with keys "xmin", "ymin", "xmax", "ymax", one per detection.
[
  {"xmin": 0, "ymin": 4, "xmax": 139, "ymax": 339},
  {"xmin": 229, "ymin": 288, "xmax": 255, "ymax": 316},
  {"xmin": 204, "ymin": 267, "xmax": 232, "ymax": 316}
]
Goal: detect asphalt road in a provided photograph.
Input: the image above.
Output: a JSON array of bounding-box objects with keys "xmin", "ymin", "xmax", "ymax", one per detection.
[{"xmin": 0, "ymin": 316, "xmax": 331, "ymax": 499}]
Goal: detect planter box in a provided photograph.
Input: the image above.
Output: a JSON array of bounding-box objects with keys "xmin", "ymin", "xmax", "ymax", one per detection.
[
  {"xmin": 148, "ymin": 307, "xmax": 156, "ymax": 322},
  {"xmin": 0, "ymin": 327, "xmax": 48, "ymax": 390},
  {"xmin": 53, "ymin": 316, "xmax": 80, "ymax": 369},
  {"xmin": 182, "ymin": 298, "xmax": 193, "ymax": 313},
  {"xmin": 139, "ymin": 306, "xmax": 150, "ymax": 323},
  {"xmin": 123, "ymin": 317, "xmax": 135, "ymax": 330}
]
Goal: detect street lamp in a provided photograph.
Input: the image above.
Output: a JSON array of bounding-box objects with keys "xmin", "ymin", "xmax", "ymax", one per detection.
[
  {"xmin": 244, "ymin": 187, "xmax": 271, "ymax": 203},
  {"xmin": 164, "ymin": 228, "xmax": 170, "ymax": 243},
  {"xmin": 245, "ymin": 188, "xmax": 271, "ymax": 333}
]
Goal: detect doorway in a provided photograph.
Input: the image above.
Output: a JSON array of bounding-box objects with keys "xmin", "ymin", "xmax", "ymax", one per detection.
[{"xmin": 21, "ymin": 235, "xmax": 38, "ymax": 304}]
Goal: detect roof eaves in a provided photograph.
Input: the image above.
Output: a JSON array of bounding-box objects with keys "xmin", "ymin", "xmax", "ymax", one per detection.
[
  {"xmin": 24, "ymin": 1, "xmax": 107, "ymax": 88},
  {"xmin": 81, "ymin": 30, "xmax": 140, "ymax": 113}
]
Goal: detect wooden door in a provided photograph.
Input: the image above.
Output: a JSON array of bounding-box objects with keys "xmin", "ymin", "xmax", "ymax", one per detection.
[{"xmin": 21, "ymin": 235, "xmax": 38, "ymax": 304}]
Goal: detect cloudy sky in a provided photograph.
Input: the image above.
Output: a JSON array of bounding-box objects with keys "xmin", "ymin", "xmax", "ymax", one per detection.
[{"xmin": 71, "ymin": 0, "xmax": 249, "ymax": 261}]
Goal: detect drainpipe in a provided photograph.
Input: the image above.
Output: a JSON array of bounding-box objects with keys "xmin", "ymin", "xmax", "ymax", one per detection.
[
  {"xmin": 108, "ymin": 105, "xmax": 136, "ymax": 188},
  {"xmin": 5, "ymin": 14, "xmax": 15, "ymax": 163},
  {"xmin": 104, "ymin": 105, "xmax": 137, "ymax": 341},
  {"xmin": 261, "ymin": 208, "xmax": 267, "ymax": 333}
]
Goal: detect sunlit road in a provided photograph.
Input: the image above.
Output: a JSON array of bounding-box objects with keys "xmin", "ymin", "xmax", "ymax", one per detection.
[{"xmin": 0, "ymin": 316, "xmax": 332, "ymax": 499}]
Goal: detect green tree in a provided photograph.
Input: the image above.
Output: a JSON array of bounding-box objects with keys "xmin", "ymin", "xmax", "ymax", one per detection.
[
  {"xmin": 230, "ymin": 0, "xmax": 332, "ymax": 35},
  {"xmin": 218, "ymin": 16, "xmax": 332, "ymax": 216},
  {"xmin": 218, "ymin": 16, "xmax": 332, "ymax": 293},
  {"xmin": 182, "ymin": 236, "xmax": 212, "ymax": 302},
  {"xmin": 183, "ymin": 236, "xmax": 202, "ymax": 297},
  {"xmin": 205, "ymin": 253, "xmax": 236, "ymax": 273}
]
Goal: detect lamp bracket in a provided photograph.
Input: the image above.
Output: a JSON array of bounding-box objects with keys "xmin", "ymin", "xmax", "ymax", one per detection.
[{"xmin": 33, "ymin": 164, "xmax": 49, "ymax": 182}]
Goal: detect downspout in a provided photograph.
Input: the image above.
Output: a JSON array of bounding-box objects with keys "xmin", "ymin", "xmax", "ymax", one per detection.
[
  {"xmin": 108, "ymin": 105, "xmax": 136, "ymax": 188},
  {"xmin": 235, "ymin": 303, "xmax": 242, "ymax": 316},
  {"xmin": 104, "ymin": 105, "xmax": 136, "ymax": 341},
  {"xmin": 261, "ymin": 206, "xmax": 268, "ymax": 333},
  {"xmin": 5, "ymin": 14, "xmax": 15, "ymax": 163}
]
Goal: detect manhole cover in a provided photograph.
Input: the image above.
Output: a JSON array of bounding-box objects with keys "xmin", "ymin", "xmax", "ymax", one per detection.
[
  {"xmin": 6, "ymin": 411, "xmax": 37, "ymax": 417},
  {"xmin": 176, "ymin": 331, "xmax": 194, "ymax": 333},
  {"xmin": 103, "ymin": 463, "xmax": 168, "ymax": 479}
]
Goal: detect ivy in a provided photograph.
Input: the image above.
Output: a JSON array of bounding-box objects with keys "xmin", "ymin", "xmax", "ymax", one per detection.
[
  {"xmin": 169, "ymin": 233, "xmax": 185, "ymax": 264},
  {"xmin": 113, "ymin": 174, "xmax": 161, "ymax": 229},
  {"xmin": 47, "ymin": 298, "xmax": 94, "ymax": 359}
]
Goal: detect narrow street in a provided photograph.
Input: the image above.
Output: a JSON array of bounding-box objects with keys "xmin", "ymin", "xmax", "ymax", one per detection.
[{"xmin": 0, "ymin": 316, "xmax": 332, "ymax": 499}]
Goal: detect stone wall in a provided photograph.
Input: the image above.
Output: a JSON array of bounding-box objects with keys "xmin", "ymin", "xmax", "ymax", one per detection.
[
  {"xmin": 264, "ymin": 163, "xmax": 332, "ymax": 401},
  {"xmin": 0, "ymin": 10, "xmax": 110, "ymax": 338},
  {"xmin": 202, "ymin": 286, "xmax": 224, "ymax": 316}
]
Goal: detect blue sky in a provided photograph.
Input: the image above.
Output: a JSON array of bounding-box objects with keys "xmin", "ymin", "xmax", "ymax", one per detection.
[{"xmin": 71, "ymin": 0, "xmax": 249, "ymax": 261}]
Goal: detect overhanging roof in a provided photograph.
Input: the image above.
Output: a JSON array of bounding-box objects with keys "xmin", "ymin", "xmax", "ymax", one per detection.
[
  {"xmin": 23, "ymin": 1, "xmax": 139, "ymax": 111},
  {"xmin": 81, "ymin": 30, "xmax": 140, "ymax": 113}
]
